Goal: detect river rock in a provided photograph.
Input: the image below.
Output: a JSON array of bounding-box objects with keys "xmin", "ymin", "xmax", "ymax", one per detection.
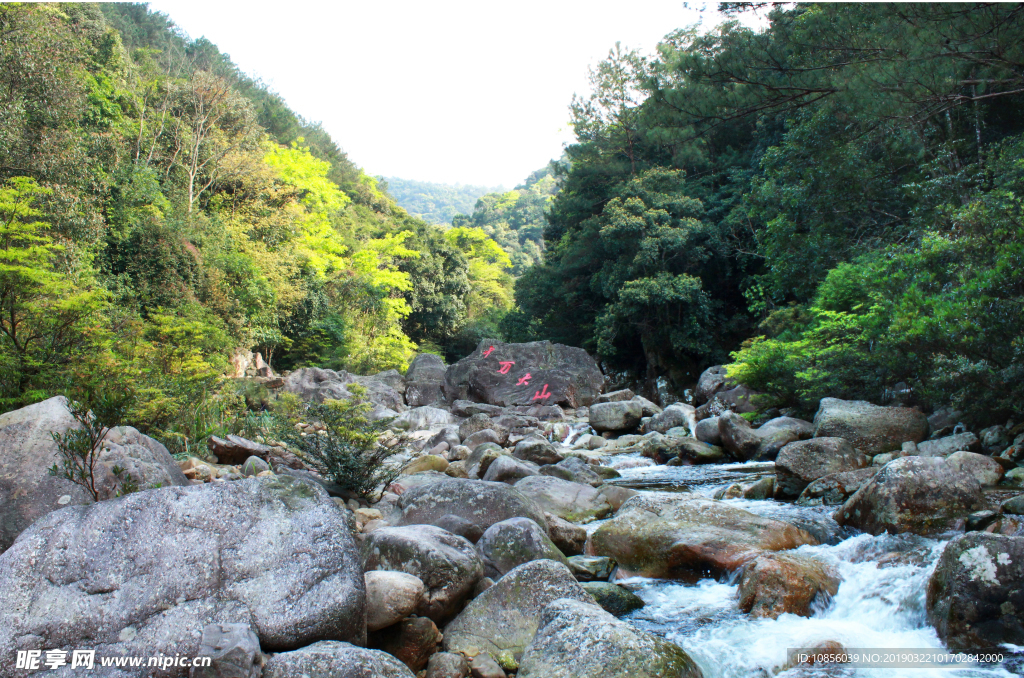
[
  {"xmin": 0, "ymin": 476, "xmax": 365, "ymax": 672},
  {"xmin": 718, "ymin": 411, "xmax": 763, "ymax": 460},
  {"xmin": 443, "ymin": 340, "xmax": 604, "ymax": 408},
  {"xmin": 642, "ymin": 403, "xmax": 696, "ymax": 435},
  {"xmin": 945, "ymin": 451, "xmax": 1004, "ymax": 486},
  {"xmin": 696, "ymin": 384, "xmax": 759, "ymax": 418},
  {"xmin": 927, "ymin": 532, "xmax": 1024, "ymax": 650},
  {"xmin": 429, "ymin": 425, "xmax": 461, "ymax": 451},
  {"xmin": 568, "ymin": 555, "xmax": 616, "ymax": 581},
  {"xmin": 518, "ymin": 598, "xmax": 703, "ymax": 678},
  {"xmin": 404, "ymin": 454, "xmax": 449, "ymax": 475},
  {"xmin": 396, "ymin": 477, "xmax": 548, "ymax": 534},
  {"xmin": 737, "ymin": 553, "xmax": 841, "ymax": 619},
  {"xmin": 434, "ymin": 514, "xmax": 484, "ymax": 543},
  {"xmin": 918, "ymin": 432, "xmax": 981, "ymax": 457},
  {"xmin": 695, "ymin": 416, "xmax": 722, "ymax": 445},
  {"xmin": 546, "ymin": 512, "xmax": 588, "ymax": 555},
  {"xmin": 361, "ymin": 525, "xmax": 483, "ymax": 623},
  {"xmin": 581, "ymin": 582, "xmax": 645, "ymax": 616},
  {"xmin": 443, "ymin": 559, "xmax": 595, "ymax": 663},
  {"xmin": 369, "ymin": 617, "xmax": 442, "ymax": 672},
  {"xmin": 796, "ymin": 468, "xmax": 878, "ymax": 506},
  {"xmin": 463, "ymin": 428, "xmax": 503, "ymax": 450},
  {"xmin": 263, "ymin": 641, "xmax": 414, "ymax": 678},
  {"xmin": 596, "ymin": 389, "xmax": 635, "ymax": 403},
  {"xmin": 547, "ymin": 456, "xmax": 601, "ymax": 486},
  {"xmin": 482, "ymin": 455, "xmax": 539, "ymax": 484},
  {"xmin": 758, "ymin": 416, "xmax": 815, "ymax": 440},
  {"xmin": 426, "ymin": 652, "xmax": 470, "ymax": 678},
  {"xmin": 208, "ymin": 434, "xmax": 274, "ymax": 465},
  {"xmin": 589, "ymin": 400, "xmax": 643, "ymax": 432},
  {"xmin": 813, "ymin": 398, "xmax": 929, "ymax": 455},
  {"xmin": 514, "ymin": 475, "xmax": 613, "ymax": 522},
  {"xmin": 405, "ymin": 353, "xmax": 447, "ymax": 407},
  {"xmin": 589, "ymin": 494, "xmax": 818, "ymax": 578},
  {"xmin": 284, "ymin": 367, "xmax": 405, "ymax": 414},
  {"xmin": 192, "ymin": 623, "xmax": 264, "ymax": 678},
  {"xmin": 775, "ymin": 438, "xmax": 870, "ymax": 498},
  {"xmin": 695, "ymin": 365, "xmax": 731, "ymax": 404},
  {"xmin": 394, "ymin": 406, "xmax": 457, "ymax": 431},
  {"xmin": 0, "ymin": 397, "xmax": 190, "ymax": 553},
  {"xmin": 469, "ymin": 653, "xmax": 506, "ymax": 678},
  {"xmin": 464, "ymin": 443, "xmax": 506, "ymax": 479},
  {"xmin": 834, "ymin": 456, "xmax": 986, "ymax": 535},
  {"xmin": 478, "ymin": 517, "xmax": 568, "ymax": 577},
  {"xmin": 514, "ymin": 435, "xmax": 564, "ymax": 465},
  {"xmin": 365, "ymin": 571, "xmax": 425, "ymax": 632}
]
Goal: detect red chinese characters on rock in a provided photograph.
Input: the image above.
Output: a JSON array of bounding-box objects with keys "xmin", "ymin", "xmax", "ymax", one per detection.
[
  {"xmin": 532, "ymin": 384, "xmax": 551, "ymax": 401},
  {"xmin": 516, "ymin": 373, "xmax": 532, "ymax": 386},
  {"xmin": 482, "ymin": 345, "xmax": 496, "ymax": 357},
  {"xmin": 498, "ymin": 361, "xmax": 515, "ymax": 375}
]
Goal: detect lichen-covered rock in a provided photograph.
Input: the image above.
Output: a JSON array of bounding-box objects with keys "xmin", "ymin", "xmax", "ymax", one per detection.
[
  {"xmin": 361, "ymin": 525, "xmax": 483, "ymax": 623},
  {"xmin": 737, "ymin": 553, "xmax": 840, "ymax": 619},
  {"xmin": 513, "ymin": 435, "xmax": 564, "ymax": 465},
  {"xmin": 425, "ymin": 652, "xmax": 470, "ymax": 678},
  {"xmin": 927, "ymin": 533, "xmax": 1024, "ymax": 650},
  {"xmin": 513, "ymin": 475, "xmax": 613, "ymax": 523},
  {"xmin": 568, "ymin": 555, "xmax": 616, "ymax": 581},
  {"xmin": 834, "ymin": 456, "xmax": 986, "ymax": 535},
  {"xmin": 589, "ymin": 494, "xmax": 818, "ymax": 578},
  {"xmin": 443, "ymin": 340, "xmax": 604, "ymax": 408},
  {"xmin": 642, "ymin": 433, "xmax": 724, "ymax": 465},
  {"xmin": 443, "ymin": 559, "xmax": 595, "ymax": 663},
  {"xmin": 580, "ymin": 582, "xmax": 645, "ymax": 616},
  {"xmin": 918, "ymin": 432, "xmax": 981, "ymax": 458},
  {"xmin": 0, "ymin": 477, "xmax": 366, "ymax": 675},
  {"xmin": 518, "ymin": 598, "xmax": 703, "ymax": 678},
  {"xmin": 813, "ymin": 398, "xmax": 929, "ymax": 455},
  {"xmin": 192, "ymin": 623, "xmax": 264, "ymax": 678},
  {"xmin": 396, "ymin": 477, "xmax": 548, "ymax": 534},
  {"xmin": 477, "ymin": 517, "xmax": 568, "ymax": 577},
  {"xmin": 264, "ymin": 641, "xmax": 414, "ymax": 678},
  {"xmin": 0, "ymin": 397, "xmax": 190, "ymax": 553},
  {"xmin": 589, "ymin": 401, "xmax": 643, "ymax": 433},
  {"xmin": 774, "ymin": 437, "xmax": 870, "ymax": 499},
  {"xmin": 545, "ymin": 512, "xmax": 587, "ymax": 555},
  {"xmin": 796, "ymin": 468, "xmax": 878, "ymax": 507},
  {"xmin": 945, "ymin": 451, "xmax": 1004, "ymax": 486},
  {"xmin": 365, "ymin": 571, "xmax": 425, "ymax": 632}
]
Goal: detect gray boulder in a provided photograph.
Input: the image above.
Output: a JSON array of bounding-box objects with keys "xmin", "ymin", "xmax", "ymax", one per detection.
[
  {"xmin": 774, "ymin": 437, "xmax": 870, "ymax": 499},
  {"xmin": 0, "ymin": 397, "xmax": 189, "ymax": 553},
  {"xmin": 458, "ymin": 413, "xmax": 508, "ymax": 442},
  {"xmin": 425, "ymin": 652, "xmax": 470, "ymax": 678},
  {"xmin": 545, "ymin": 513, "xmax": 588, "ymax": 555},
  {"xmin": 917, "ymin": 432, "xmax": 981, "ymax": 457},
  {"xmin": 695, "ymin": 365, "xmax": 731, "ymax": 404},
  {"xmin": 428, "ymin": 425, "xmax": 461, "ymax": 451},
  {"xmin": 568, "ymin": 555, "xmax": 616, "ymax": 582},
  {"xmin": 361, "ymin": 525, "xmax": 483, "ymax": 623},
  {"xmin": 192, "ymin": 623, "xmax": 264, "ymax": 678},
  {"xmin": 0, "ymin": 477, "xmax": 365, "ymax": 674},
  {"xmin": 813, "ymin": 398, "xmax": 929, "ymax": 455},
  {"xmin": 463, "ymin": 428, "xmax": 503, "ymax": 450},
  {"xmin": 263, "ymin": 641, "xmax": 414, "ymax": 678},
  {"xmin": 696, "ymin": 384, "xmax": 759, "ymax": 418},
  {"xmin": 642, "ymin": 403, "xmax": 696, "ymax": 435},
  {"xmin": 443, "ymin": 340, "xmax": 604, "ymax": 408},
  {"xmin": 945, "ymin": 451, "xmax": 1004, "ymax": 486},
  {"xmin": 513, "ymin": 436, "xmax": 564, "ymax": 465},
  {"xmin": 405, "ymin": 353, "xmax": 447, "ymax": 407},
  {"xmin": 579, "ymin": 583, "xmax": 645, "ymax": 617},
  {"xmin": 834, "ymin": 456, "xmax": 986, "ymax": 535},
  {"xmin": 443, "ymin": 559, "xmax": 595, "ymax": 663},
  {"xmin": 927, "ymin": 533, "xmax": 1024, "ymax": 650},
  {"xmin": 595, "ymin": 389, "xmax": 635, "ymax": 403},
  {"xmin": 518, "ymin": 598, "xmax": 703, "ymax": 678},
  {"xmin": 514, "ymin": 475, "xmax": 613, "ymax": 523},
  {"xmin": 464, "ymin": 443, "xmax": 507, "ymax": 479},
  {"xmin": 758, "ymin": 416, "xmax": 815, "ymax": 439},
  {"xmin": 589, "ymin": 401, "xmax": 643, "ymax": 433},
  {"xmin": 547, "ymin": 456, "xmax": 601, "ymax": 486},
  {"xmin": 365, "ymin": 571, "xmax": 425, "ymax": 632},
  {"xmin": 717, "ymin": 411, "xmax": 763, "ymax": 460},
  {"xmin": 482, "ymin": 455, "xmax": 539, "ymax": 485},
  {"xmin": 396, "ymin": 477, "xmax": 548, "ymax": 533},
  {"xmin": 694, "ymin": 416, "xmax": 722, "ymax": 445},
  {"xmin": 393, "ymin": 406, "xmax": 457, "ymax": 431},
  {"xmin": 478, "ymin": 517, "xmax": 568, "ymax": 577},
  {"xmin": 451, "ymin": 400, "xmax": 504, "ymax": 417},
  {"xmin": 796, "ymin": 468, "xmax": 878, "ymax": 507}
]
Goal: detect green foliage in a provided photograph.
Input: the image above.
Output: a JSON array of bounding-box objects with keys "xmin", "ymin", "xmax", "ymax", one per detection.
[
  {"xmin": 383, "ymin": 177, "xmax": 501, "ymax": 225},
  {"xmin": 274, "ymin": 385, "xmax": 399, "ymax": 501},
  {"xmin": 48, "ymin": 386, "xmax": 137, "ymax": 501}
]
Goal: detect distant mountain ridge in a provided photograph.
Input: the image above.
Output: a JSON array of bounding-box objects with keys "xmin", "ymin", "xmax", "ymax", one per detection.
[{"xmin": 383, "ymin": 177, "xmax": 504, "ymax": 225}]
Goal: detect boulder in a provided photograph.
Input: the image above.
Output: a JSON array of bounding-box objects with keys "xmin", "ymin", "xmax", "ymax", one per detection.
[
  {"xmin": 918, "ymin": 432, "xmax": 981, "ymax": 458},
  {"xmin": 633, "ymin": 395, "xmax": 663, "ymax": 417},
  {"xmin": 796, "ymin": 468, "xmax": 878, "ymax": 507},
  {"xmin": 464, "ymin": 443, "xmax": 506, "ymax": 479},
  {"xmin": 405, "ymin": 353, "xmax": 447, "ymax": 407},
  {"xmin": 695, "ymin": 365, "xmax": 731, "ymax": 404},
  {"xmin": 834, "ymin": 456, "xmax": 986, "ymax": 535},
  {"xmin": 284, "ymin": 367, "xmax": 405, "ymax": 415},
  {"xmin": 426, "ymin": 652, "xmax": 470, "ymax": 678},
  {"xmin": 396, "ymin": 478, "xmax": 548, "ymax": 534},
  {"xmin": 514, "ymin": 475, "xmax": 613, "ymax": 522},
  {"xmin": 517, "ymin": 598, "xmax": 703, "ymax": 678},
  {"xmin": 596, "ymin": 389, "xmax": 635, "ymax": 403},
  {"xmin": 0, "ymin": 397, "xmax": 190, "ymax": 552},
  {"xmin": 482, "ymin": 455, "xmax": 539, "ymax": 484},
  {"xmin": 547, "ymin": 456, "xmax": 601, "ymax": 486},
  {"xmin": 642, "ymin": 434, "xmax": 723, "ymax": 465},
  {"xmin": 478, "ymin": 517, "xmax": 568, "ymax": 577},
  {"xmin": 242, "ymin": 455, "xmax": 270, "ymax": 476},
  {"xmin": 758, "ymin": 416, "xmax": 815, "ymax": 440},
  {"xmin": 428, "ymin": 425, "xmax": 461, "ymax": 451},
  {"xmin": 545, "ymin": 513, "xmax": 588, "ymax": 555},
  {"xmin": 361, "ymin": 525, "xmax": 483, "ymax": 623},
  {"xmin": 451, "ymin": 400, "xmax": 504, "ymax": 417},
  {"xmin": 589, "ymin": 494, "xmax": 818, "ymax": 578},
  {"xmin": 263, "ymin": 641, "xmax": 414, "ymax": 678},
  {"xmin": 513, "ymin": 435, "xmax": 564, "ymax": 465},
  {"xmin": 568, "ymin": 555, "xmax": 616, "ymax": 581},
  {"xmin": 580, "ymin": 582, "xmax": 645, "ymax": 616},
  {"xmin": 774, "ymin": 438, "xmax": 870, "ymax": 498},
  {"xmin": 403, "ymin": 454, "xmax": 449, "ymax": 475},
  {"xmin": 443, "ymin": 559, "xmax": 594, "ymax": 663},
  {"xmin": 718, "ymin": 411, "xmax": 763, "ymax": 460},
  {"xmin": 696, "ymin": 384, "xmax": 758, "ymax": 418},
  {"xmin": 0, "ymin": 477, "xmax": 365, "ymax": 671},
  {"xmin": 737, "ymin": 553, "xmax": 841, "ymax": 619},
  {"xmin": 589, "ymin": 401, "xmax": 643, "ymax": 433},
  {"xmin": 642, "ymin": 403, "xmax": 696, "ymax": 435},
  {"xmin": 459, "ymin": 413, "xmax": 507, "ymax": 441},
  {"xmin": 463, "ymin": 428, "xmax": 503, "ymax": 450},
  {"xmin": 694, "ymin": 416, "xmax": 722, "ymax": 445},
  {"xmin": 813, "ymin": 398, "xmax": 929, "ymax": 455},
  {"xmin": 365, "ymin": 571, "xmax": 425, "ymax": 632},
  {"xmin": 443, "ymin": 340, "xmax": 605, "ymax": 408},
  {"xmin": 434, "ymin": 514, "xmax": 484, "ymax": 543},
  {"xmin": 192, "ymin": 623, "xmax": 264, "ymax": 678},
  {"xmin": 208, "ymin": 434, "xmax": 275, "ymax": 465},
  {"xmin": 469, "ymin": 653, "xmax": 506, "ymax": 678},
  {"xmin": 927, "ymin": 533, "xmax": 1024, "ymax": 650},
  {"xmin": 369, "ymin": 617, "xmax": 442, "ymax": 672},
  {"xmin": 945, "ymin": 451, "xmax": 1004, "ymax": 486},
  {"xmin": 393, "ymin": 406, "xmax": 457, "ymax": 431}
]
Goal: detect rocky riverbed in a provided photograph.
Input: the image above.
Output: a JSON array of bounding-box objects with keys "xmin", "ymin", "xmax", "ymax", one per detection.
[{"xmin": 1, "ymin": 339, "xmax": 1023, "ymax": 677}]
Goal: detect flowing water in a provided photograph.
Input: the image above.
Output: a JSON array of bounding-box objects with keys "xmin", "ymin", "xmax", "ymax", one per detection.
[{"xmin": 604, "ymin": 455, "xmax": 1024, "ymax": 677}]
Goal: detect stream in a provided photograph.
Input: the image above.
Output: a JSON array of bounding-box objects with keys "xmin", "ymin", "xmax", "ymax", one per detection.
[{"xmin": 602, "ymin": 455, "xmax": 1024, "ymax": 677}]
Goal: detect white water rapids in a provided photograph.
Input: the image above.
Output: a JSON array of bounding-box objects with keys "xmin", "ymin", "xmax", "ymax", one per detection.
[{"xmin": 604, "ymin": 456, "xmax": 1024, "ymax": 677}]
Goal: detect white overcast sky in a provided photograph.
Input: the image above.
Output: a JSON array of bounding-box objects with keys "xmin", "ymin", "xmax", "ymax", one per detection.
[{"xmin": 148, "ymin": 0, "xmax": 735, "ymax": 188}]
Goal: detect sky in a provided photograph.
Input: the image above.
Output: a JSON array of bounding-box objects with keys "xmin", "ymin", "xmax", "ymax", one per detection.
[{"xmin": 148, "ymin": 0, "xmax": 734, "ymax": 188}]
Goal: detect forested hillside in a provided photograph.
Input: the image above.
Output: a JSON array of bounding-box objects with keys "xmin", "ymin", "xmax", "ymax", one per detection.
[
  {"xmin": 506, "ymin": 4, "xmax": 1024, "ymax": 424},
  {"xmin": 382, "ymin": 177, "xmax": 501, "ymax": 225},
  {"xmin": 0, "ymin": 2, "xmax": 513, "ymax": 442}
]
